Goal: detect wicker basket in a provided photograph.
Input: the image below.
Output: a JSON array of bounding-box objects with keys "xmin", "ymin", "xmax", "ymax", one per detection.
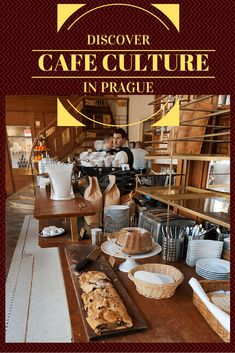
[
  {"xmin": 193, "ymin": 280, "xmax": 230, "ymax": 342},
  {"xmin": 128, "ymin": 263, "xmax": 184, "ymax": 299}
]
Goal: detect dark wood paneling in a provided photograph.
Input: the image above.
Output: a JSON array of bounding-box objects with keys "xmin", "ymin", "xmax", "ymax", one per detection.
[
  {"xmin": 6, "ymin": 111, "xmax": 31, "ymax": 126},
  {"xmin": 5, "ymin": 96, "xmax": 58, "ymax": 112},
  {"xmin": 12, "ymin": 175, "xmax": 34, "ymax": 191}
]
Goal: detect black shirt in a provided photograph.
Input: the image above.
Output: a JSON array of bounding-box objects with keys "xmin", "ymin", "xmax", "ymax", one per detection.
[{"xmin": 119, "ymin": 146, "xmax": 134, "ymax": 168}]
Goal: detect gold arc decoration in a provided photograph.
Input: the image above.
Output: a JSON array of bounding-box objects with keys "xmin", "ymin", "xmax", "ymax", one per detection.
[
  {"xmin": 56, "ymin": 98, "xmax": 180, "ymax": 127},
  {"xmin": 57, "ymin": 4, "xmax": 85, "ymax": 32},
  {"xmin": 57, "ymin": 3, "xmax": 181, "ymax": 32},
  {"xmin": 57, "ymin": 98, "xmax": 85, "ymax": 126},
  {"xmin": 152, "ymin": 4, "xmax": 180, "ymax": 32},
  {"xmin": 152, "ymin": 99, "xmax": 180, "ymax": 126}
]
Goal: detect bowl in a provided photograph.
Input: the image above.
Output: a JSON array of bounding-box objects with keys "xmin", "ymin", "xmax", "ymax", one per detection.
[{"xmin": 128, "ymin": 263, "xmax": 184, "ymax": 299}]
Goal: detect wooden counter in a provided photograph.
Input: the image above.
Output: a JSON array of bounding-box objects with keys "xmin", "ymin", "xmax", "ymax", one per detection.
[
  {"xmin": 34, "ymin": 188, "xmax": 96, "ymax": 241},
  {"xmin": 38, "ymin": 227, "xmax": 223, "ymax": 343}
]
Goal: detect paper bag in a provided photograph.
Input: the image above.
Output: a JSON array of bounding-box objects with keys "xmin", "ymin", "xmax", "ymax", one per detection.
[
  {"xmin": 84, "ymin": 176, "xmax": 102, "ymax": 226},
  {"xmin": 103, "ymin": 175, "xmax": 120, "ymax": 208}
]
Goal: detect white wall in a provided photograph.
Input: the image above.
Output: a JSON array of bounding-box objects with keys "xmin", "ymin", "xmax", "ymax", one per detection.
[{"xmin": 120, "ymin": 95, "xmax": 155, "ymax": 141}]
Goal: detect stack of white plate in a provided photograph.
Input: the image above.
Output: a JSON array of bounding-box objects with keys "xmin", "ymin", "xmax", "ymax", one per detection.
[
  {"xmin": 186, "ymin": 240, "xmax": 223, "ymax": 266},
  {"xmin": 196, "ymin": 258, "xmax": 230, "ymax": 280}
]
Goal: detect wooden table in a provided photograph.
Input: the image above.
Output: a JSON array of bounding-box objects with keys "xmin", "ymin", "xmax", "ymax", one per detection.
[
  {"xmin": 34, "ymin": 188, "xmax": 96, "ymax": 241},
  {"xmin": 62, "ymin": 247, "xmax": 222, "ymax": 343},
  {"xmin": 38, "ymin": 226, "xmax": 223, "ymax": 343}
]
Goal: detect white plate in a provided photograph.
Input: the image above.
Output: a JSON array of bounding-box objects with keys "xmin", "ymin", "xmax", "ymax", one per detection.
[
  {"xmin": 134, "ymin": 271, "xmax": 174, "ymax": 285},
  {"xmin": 188, "ymin": 240, "xmax": 223, "ymax": 247},
  {"xmin": 197, "ymin": 272, "xmax": 229, "ymax": 281},
  {"xmin": 157, "ymin": 273, "xmax": 175, "ymax": 284},
  {"xmin": 196, "ymin": 258, "xmax": 230, "ymax": 274},
  {"xmin": 186, "ymin": 254, "xmax": 222, "ymax": 266},
  {"xmin": 187, "ymin": 254, "xmax": 222, "ymax": 258},
  {"xmin": 196, "ymin": 268, "xmax": 230, "ymax": 276},
  {"xmin": 101, "ymin": 239, "xmax": 162, "ymax": 260},
  {"xmin": 196, "ymin": 270, "xmax": 230, "ymax": 278},
  {"xmin": 196, "ymin": 272, "xmax": 229, "ymax": 279},
  {"xmin": 39, "ymin": 227, "xmax": 65, "ymax": 237}
]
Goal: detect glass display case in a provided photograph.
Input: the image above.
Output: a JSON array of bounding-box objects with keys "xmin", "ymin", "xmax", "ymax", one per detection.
[{"xmin": 6, "ymin": 126, "xmax": 33, "ymax": 168}]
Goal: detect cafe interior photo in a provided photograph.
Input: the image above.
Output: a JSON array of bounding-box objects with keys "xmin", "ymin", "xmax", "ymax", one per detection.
[{"xmin": 5, "ymin": 94, "xmax": 231, "ymax": 343}]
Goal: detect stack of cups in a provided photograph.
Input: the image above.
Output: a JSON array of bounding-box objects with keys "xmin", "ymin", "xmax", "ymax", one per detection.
[{"xmin": 91, "ymin": 228, "xmax": 102, "ymax": 245}]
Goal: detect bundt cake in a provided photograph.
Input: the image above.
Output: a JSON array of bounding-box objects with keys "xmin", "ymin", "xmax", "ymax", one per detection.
[{"xmin": 115, "ymin": 228, "xmax": 154, "ymax": 255}]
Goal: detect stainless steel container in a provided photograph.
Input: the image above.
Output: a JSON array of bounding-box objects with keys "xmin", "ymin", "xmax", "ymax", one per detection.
[
  {"xmin": 138, "ymin": 208, "xmax": 195, "ymax": 245},
  {"xmin": 161, "ymin": 236, "xmax": 185, "ymax": 262}
]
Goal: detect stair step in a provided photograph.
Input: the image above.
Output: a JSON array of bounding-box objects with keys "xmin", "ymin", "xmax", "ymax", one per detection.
[
  {"xmin": 9, "ymin": 200, "xmax": 35, "ymax": 211},
  {"xmin": 19, "ymin": 194, "xmax": 35, "ymax": 201}
]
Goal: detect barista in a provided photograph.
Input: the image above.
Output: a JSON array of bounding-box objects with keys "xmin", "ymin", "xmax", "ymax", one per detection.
[
  {"xmin": 102, "ymin": 134, "xmax": 116, "ymax": 155},
  {"xmin": 113, "ymin": 128, "xmax": 134, "ymax": 168}
]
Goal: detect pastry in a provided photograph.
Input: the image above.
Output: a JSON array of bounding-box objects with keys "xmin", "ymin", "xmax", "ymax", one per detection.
[
  {"xmin": 42, "ymin": 226, "xmax": 64, "ymax": 236},
  {"xmin": 79, "ymin": 271, "xmax": 133, "ymax": 334},
  {"xmin": 86, "ymin": 307, "xmax": 132, "ymax": 334},
  {"xmin": 82, "ymin": 286, "xmax": 120, "ymax": 307},
  {"xmin": 79, "ymin": 271, "xmax": 111, "ymax": 293},
  {"xmin": 115, "ymin": 228, "xmax": 154, "ymax": 255}
]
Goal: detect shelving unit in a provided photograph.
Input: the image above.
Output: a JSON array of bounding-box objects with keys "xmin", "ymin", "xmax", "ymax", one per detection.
[
  {"xmin": 6, "ymin": 126, "xmax": 33, "ymax": 169},
  {"xmin": 136, "ymin": 185, "xmax": 230, "ymax": 228},
  {"xmin": 138, "ymin": 95, "xmax": 230, "ymax": 229},
  {"xmin": 145, "ymin": 154, "xmax": 230, "ymax": 162},
  {"xmin": 31, "ymin": 136, "xmax": 50, "ymax": 174}
]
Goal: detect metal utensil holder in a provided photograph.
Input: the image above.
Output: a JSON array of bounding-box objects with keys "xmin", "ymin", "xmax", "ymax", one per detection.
[{"xmin": 162, "ymin": 236, "xmax": 185, "ymax": 262}]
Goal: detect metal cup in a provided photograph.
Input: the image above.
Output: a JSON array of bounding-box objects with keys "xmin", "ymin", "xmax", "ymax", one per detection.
[
  {"xmin": 162, "ymin": 236, "xmax": 185, "ymax": 262},
  {"xmin": 91, "ymin": 228, "xmax": 102, "ymax": 245}
]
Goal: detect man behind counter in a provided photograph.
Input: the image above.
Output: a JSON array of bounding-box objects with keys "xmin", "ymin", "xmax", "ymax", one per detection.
[
  {"xmin": 113, "ymin": 128, "xmax": 134, "ymax": 168},
  {"xmin": 102, "ymin": 133, "xmax": 115, "ymax": 155},
  {"xmin": 131, "ymin": 141, "xmax": 148, "ymax": 174}
]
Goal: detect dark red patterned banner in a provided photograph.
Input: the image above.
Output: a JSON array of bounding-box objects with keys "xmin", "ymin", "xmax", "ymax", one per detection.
[{"xmin": 1, "ymin": 0, "xmax": 234, "ymax": 352}]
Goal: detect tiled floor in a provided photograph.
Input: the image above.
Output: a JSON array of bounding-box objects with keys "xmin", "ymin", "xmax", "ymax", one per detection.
[
  {"xmin": 6, "ymin": 215, "xmax": 71, "ymax": 342},
  {"xmin": 5, "ymin": 186, "xmax": 34, "ymax": 278}
]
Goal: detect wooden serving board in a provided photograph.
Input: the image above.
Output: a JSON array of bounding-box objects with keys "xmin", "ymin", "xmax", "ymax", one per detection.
[{"xmin": 65, "ymin": 244, "xmax": 148, "ymax": 341}]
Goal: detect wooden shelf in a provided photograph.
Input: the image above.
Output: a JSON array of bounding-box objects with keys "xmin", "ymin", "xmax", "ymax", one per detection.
[
  {"xmin": 145, "ymin": 131, "xmax": 230, "ymax": 144},
  {"xmin": 145, "ymin": 154, "xmax": 230, "ymax": 161},
  {"xmin": 142, "ymin": 95, "xmax": 230, "ymax": 229},
  {"xmin": 136, "ymin": 186, "xmax": 230, "ymax": 228},
  {"xmin": 148, "ymin": 95, "xmax": 215, "ymax": 106},
  {"xmin": 179, "ymin": 95, "xmax": 216, "ymax": 107},
  {"xmin": 146, "ymin": 125, "xmax": 229, "ymax": 132},
  {"xmin": 149, "ymin": 108, "xmax": 229, "ymax": 122},
  {"xmin": 145, "ymin": 140, "xmax": 229, "ymax": 145},
  {"xmin": 179, "ymin": 109, "xmax": 230, "ymax": 124},
  {"xmin": 180, "ymin": 108, "xmax": 220, "ymax": 112},
  {"xmin": 8, "ymin": 135, "xmax": 32, "ymax": 138},
  {"xmin": 180, "ymin": 124, "xmax": 230, "ymax": 130}
]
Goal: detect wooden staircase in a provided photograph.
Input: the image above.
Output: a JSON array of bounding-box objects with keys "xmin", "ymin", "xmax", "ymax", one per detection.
[{"xmin": 8, "ymin": 184, "xmax": 35, "ymax": 211}]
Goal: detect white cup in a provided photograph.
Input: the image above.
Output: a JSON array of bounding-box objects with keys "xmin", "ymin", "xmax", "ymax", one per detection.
[
  {"xmin": 97, "ymin": 160, "xmax": 104, "ymax": 167},
  {"xmin": 112, "ymin": 159, "xmax": 119, "ymax": 168},
  {"xmin": 122, "ymin": 164, "xmax": 130, "ymax": 171},
  {"xmin": 104, "ymin": 160, "xmax": 112, "ymax": 167}
]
